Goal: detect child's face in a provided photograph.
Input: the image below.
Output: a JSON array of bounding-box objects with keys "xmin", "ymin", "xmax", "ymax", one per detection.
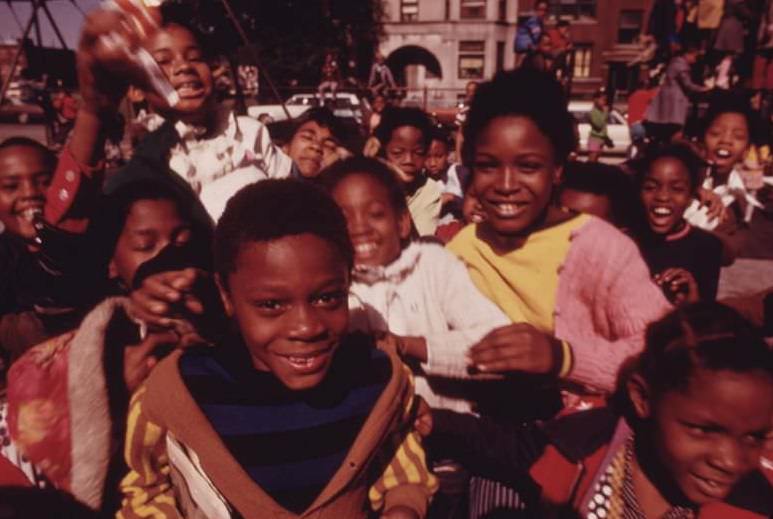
[
  {"xmin": 373, "ymin": 96, "xmax": 386, "ymax": 113},
  {"xmin": 285, "ymin": 121, "xmax": 337, "ymax": 178},
  {"xmin": 631, "ymin": 368, "xmax": 773, "ymax": 505},
  {"xmin": 425, "ymin": 139, "xmax": 449, "ymax": 179},
  {"xmin": 559, "ymin": 188, "xmax": 613, "ymax": 222},
  {"xmin": 385, "ymin": 126, "xmax": 427, "ymax": 184},
  {"xmin": 219, "ymin": 234, "xmax": 350, "ymax": 390},
  {"xmin": 462, "ymin": 187, "xmax": 485, "ymax": 224},
  {"xmin": 330, "ymin": 173, "xmax": 410, "ymax": 268},
  {"xmin": 109, "ymin": 199, "xmax": 192, "ymax": 287},
  {"xmin": 145, "ymin": 24, "xmax": 213, "ymax": 122},
  {"xmin": 703, "ymin": 113, "xmax": 749, "ymax": 177},
  {"xmin": 640, "ymin": 157, "xmax": 693, "ymax": 234},
  {"xmin": 0, "ymin": 145, "xmax": 51, "ymax": 241},
  {"xmin": 472, "ymin": 115, "xmax": 561, "ymax": 239}
]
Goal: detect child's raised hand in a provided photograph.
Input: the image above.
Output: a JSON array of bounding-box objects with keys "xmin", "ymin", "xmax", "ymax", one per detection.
[
  {"xmin": 77, "ymin": 8, "xmax": 152, "ymax": 111},
  {"xmin": 654, "ymin": 268, "xmax": 700, "ymax": 305},
  {"xmin": 129, "ymin": 268, "xmax": 207, "ymax": 328},
  {"xmin": 697, "ymin": 186, "xmax": 727, "ymax": 223},
  {"xmin": 467, "ymin": 323, "xmax": 560, "ymax": 375}
]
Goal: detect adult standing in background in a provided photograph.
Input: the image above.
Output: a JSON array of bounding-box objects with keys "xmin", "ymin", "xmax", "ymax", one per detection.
[{"xmin": 644, "ymin": 43, "xmax": 710, "ymax": 142}]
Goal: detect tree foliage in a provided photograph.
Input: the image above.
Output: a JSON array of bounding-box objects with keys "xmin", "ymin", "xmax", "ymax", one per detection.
[{"xmin": 164, "ymin": 0, "xmax": 384, "ymax": 92}]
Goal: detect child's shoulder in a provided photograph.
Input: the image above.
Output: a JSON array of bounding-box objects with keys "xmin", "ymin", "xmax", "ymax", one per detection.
[{"xmin": 571, "ymin": 214, "xmax": 638, "ymax": 253}]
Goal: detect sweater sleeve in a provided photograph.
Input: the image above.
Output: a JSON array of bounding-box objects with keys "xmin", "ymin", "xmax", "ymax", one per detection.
[
  {"xmin": 421, "ymin": 246, "xmax": 511, "ymax": 378},
  {"xmin": 368, "ymin": 367, "xmax": 438, "ymax": 516},
  {"xmin": 559, "ymin": 226, "xmax": 672, "ymax": 392},
  {"xmin": 251, "ymin": 119, "xmax": 292, "ymax": 179},
  {"xmin": 117, "ymin": 387, "xmax": 181, "ymax": 519},
  {"xmin": 427, "ymin": 409, "xmax": 547, "ymax": 489}
]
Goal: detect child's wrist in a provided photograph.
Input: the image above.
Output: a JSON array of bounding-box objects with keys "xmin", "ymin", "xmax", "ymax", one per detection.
[{"xmin": 549, "ymin": 338, "xmax": 573, "ymax": 378}]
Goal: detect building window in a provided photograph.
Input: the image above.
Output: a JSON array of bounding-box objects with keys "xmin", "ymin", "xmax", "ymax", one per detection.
[
  {"xmin": 550, "ymin": 0, "xmax": 596, "ymax": 19},
  {"xmin": 496, "ymin": 41, "xmax": 505, "ymax": 72},
  {"xmin": 618, "ymin": 10, "xmax": 643, "ymax": 43},
  {"xmin": 401, "ymin": 0, "xmax": 419, "ymax": 22},
  {"xmin": 572, "ymin": 43, "xmax": 592, "ymax": 78},
  {"xmin": 498, "ymin": 0, "xmax": 507, "ymax": 21},
  {"xmin": 460, "ymin": 0, "xmax": 486, "ymax": 19},
  {"xmin": 445, "ymin": 0, "xmax": 451, "ymax": 20},
  {"xmin": 459, "ymin": 41, "xmax": 485, "ymax": 79}
]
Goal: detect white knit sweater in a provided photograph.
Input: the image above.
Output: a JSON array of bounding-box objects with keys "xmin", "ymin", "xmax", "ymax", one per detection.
[{"xmin": 349, "ymin": 241, "xmax": 510, "ymax": 412}]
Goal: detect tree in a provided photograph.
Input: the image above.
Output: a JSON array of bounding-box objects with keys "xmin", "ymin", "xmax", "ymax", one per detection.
[{"xmin": 164, "ymin": 0, "xmax": 385, "ymax": 97}]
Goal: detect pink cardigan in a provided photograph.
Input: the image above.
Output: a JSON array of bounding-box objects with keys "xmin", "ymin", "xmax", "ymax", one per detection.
[{"xmin": 553, "ymin": 217, "xmax": 672, "ymax": 391}]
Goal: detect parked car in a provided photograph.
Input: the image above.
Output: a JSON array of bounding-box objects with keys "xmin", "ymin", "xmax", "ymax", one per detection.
[
  {"xmin": 568, "ymin": 100, "xmax": 631, "ymax": 156},
  {"xmin": 248, "ymin": 92, "xmax": 370, "ymax": 126}
]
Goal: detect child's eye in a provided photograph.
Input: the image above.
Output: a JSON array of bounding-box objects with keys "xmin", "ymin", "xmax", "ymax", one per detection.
[
  {"xmin": 131, "ymin": 242, "xmax": 156, "ymax": 253},
  {"xmin": 474, "ymin": 161, "xmax": 497, "ymax": 173},
  {"xmin": 186, "ymin": 50, "xmax": 204, "ymax": 62},
  {"xmin": 313, "ymin": 290, "xmax": 346, "ymax": 308},
  {"xmin": 518, "ymin": 162, "xmax": 542, "ymax": 172},
  {"xmin": 0, "ymin": 183, "xmax": 18, "ymax": 193},
  {"xmin": 253, "ymin": 299, "xmax": 285, "ymax": 313},
  {"xmin": 742, "ymin": 432, "xmax": 767, "ymax": 446},
  {"xmin": 685, "ymin": 423, "xmax": 718, "ymax": 436}
]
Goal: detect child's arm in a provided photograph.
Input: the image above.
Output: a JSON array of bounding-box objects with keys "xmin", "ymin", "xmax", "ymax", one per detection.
[
  {"xmin": 427, "ymin": 409, "xmax": 547, "ymax": 489},
  {"xmin": 562, "ymin": 232, "xmax": 672, "ymax": 392},
  {"xmin": 45, "ymin": 9, "xmax": 140, "ymax": 233},
  {"xmin": 414, "ymin": 246, "xmax": 511, "ymax": 378},
  {"xmin": 369, "ymin": 368, "xmax": 438, "ymax": 518},
  {"xmin": 117, "ymin": 387, "xmax": 181, "ymax": 519}
]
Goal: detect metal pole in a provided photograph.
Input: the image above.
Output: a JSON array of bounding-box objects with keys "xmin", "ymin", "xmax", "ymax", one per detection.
[
  {"xmin": 41, "ymin": 1, "xmax": 70, "ymax": 49},
  {"xmin": 6, "ymin": 1, "xmax": 25, "ymax": 32},
  {"xmin": 218, "ymin": 0, "xmax": 291, "ymax": 120},
  {"xmin": 32, "ymin": 0, "xmax": 42, "ymax": 47},
  {"xmin": 0, "ymin": 1, "xmax": 38, "ymax": 106}
]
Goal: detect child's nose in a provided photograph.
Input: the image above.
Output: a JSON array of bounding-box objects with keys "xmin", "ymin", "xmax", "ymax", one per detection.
[
  {"xmin": 289, "ymin": 304, "xmax": 327, "ymax": 341},
  {"xmin": 707, "ymin": 438, "xmax": 744, "ymax": 475},
  {"xmin": 496, "ymin": 167, "xmax": 520, "ymax": 192}
]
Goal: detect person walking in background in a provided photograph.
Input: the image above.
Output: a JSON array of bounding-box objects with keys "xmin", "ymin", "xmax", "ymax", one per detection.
[{"xmin": 644, "ymin": 43, "xmax": 710, "ymax": 143}]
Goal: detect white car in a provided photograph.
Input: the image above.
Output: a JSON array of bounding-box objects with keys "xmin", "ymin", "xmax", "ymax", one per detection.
[
  {"xmin": 568, "ymin": 101, "xmax": 631, "ymax": 156},
  {"xmin": 248, "ymin": 93, "xmax": 369, "ymax": 125}
]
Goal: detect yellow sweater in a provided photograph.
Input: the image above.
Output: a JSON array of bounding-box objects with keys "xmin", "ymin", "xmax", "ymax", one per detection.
[{"xmin": 446, "ymin": 214, "xmax": 590, "ymax": 333}]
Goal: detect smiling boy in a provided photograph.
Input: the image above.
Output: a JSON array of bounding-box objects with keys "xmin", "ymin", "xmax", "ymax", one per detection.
[{"xmin": 118, "ymin": 179, "xmax": 436, "ymax": 519}]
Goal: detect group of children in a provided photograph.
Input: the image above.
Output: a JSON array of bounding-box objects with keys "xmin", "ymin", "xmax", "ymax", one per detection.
[{"xmin": 0, "ymin": 5, "xmax": 771, "ymax": 519}]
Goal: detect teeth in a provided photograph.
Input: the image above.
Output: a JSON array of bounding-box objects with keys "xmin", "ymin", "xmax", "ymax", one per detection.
[
  {"xmin": 495, "ymin": 203, "xmax": 520, "ymax": 216},
  {"xmin": 716, "ymin": 149, "xmax": 731, "ymax": 158},
  {"xmin": 652, "ymin": 207, "xmax": 672, "ymax": 216},
  {"xmin": 354, "ymin": 243, "xmax": 377, "ymax": 254},
  {"xmin": 20, "ymin": 207, "xmax": 42, "ymax": 221},
  {"xmin": 288, "ymin": 356, "xmax": 313, "ymax": 367}
]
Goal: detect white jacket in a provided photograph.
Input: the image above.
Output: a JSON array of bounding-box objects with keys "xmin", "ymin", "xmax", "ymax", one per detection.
[{"xmin": 349, "ymin": 241, "xmax": 510, "ymax": 412}]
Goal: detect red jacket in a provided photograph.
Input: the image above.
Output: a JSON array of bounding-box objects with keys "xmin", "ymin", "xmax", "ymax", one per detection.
[{"xmin": 430, "ymin": 407, "xmax": 773, "ymax": 518}]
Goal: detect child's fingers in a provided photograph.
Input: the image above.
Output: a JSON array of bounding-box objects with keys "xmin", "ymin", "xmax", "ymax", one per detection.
[
  {"xmin": 170, "ymin": 268, "xmax": 201, "ymax": 290},
  {"xmin": 182, "ymin": 294, "xmax": 205, "ymax": 315}
]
